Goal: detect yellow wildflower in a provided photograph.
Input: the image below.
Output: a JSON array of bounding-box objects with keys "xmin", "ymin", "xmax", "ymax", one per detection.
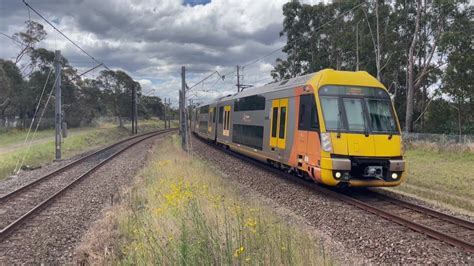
[
  {"xmin": 244, "ymin": 218, "xmax": 257, "ymax": 228},
  {"xmin": 234, "ymin": 246, "xmax": 245, "ymax": 257}
]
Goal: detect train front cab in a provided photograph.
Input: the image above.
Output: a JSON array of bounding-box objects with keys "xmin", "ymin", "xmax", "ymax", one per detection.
[{"xmin": 309, "ymin": 70, "xmax": 406, "ymax": 187}]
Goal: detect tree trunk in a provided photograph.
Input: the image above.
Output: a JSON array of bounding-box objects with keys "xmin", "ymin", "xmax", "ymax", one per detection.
[
  {"xmin": 457, "ymin": 99, "xmax": 462, "ymax": 140},
  {"xmin": 405, "ymin": 0, "xmax": 422, "ymax": 132},
  {"xmin": 421, "ymin": 85, "xmax": 426, "ymax": 130},
  {"xmin": 116, "ymin": 105, "xmax": 123, "ymax": 128},
  {"xmin": 0, "ymin": 109, "xmax": 5, "ymax": 128},
  {"xmin": 375, "ymin": 0, "xmax": 381, "ymax": 80},
  {"xmin": 114, "ymin": 99, "xmax": 123, "ymax": 128},
  {"xmin": 0, "ymin": 98, "xmax": 9, "ymax": 128}
]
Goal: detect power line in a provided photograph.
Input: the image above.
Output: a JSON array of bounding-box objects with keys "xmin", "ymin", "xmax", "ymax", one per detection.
[
  {"xmin": 187, "ymin": 70, "xmax": 225, "ymax": 91},
  {"xmin": 75, "ymin": 63, "xmax": 103, "ymax": 79},
  {"xmin": 202, "ymin": 1, "xmax": 367, "ymax": 89},
  {"xmin": 242, "ymin": 1, "xmax": 366, "ymax": 69},
  {"xmin": 150, "ymin": 1, "xmax": 367, "ymax": 99},
  {"xmin": 14, "ymin": 54, "xmax": 56, "ymax": 173},
  {"xmin": 0, "ymin": 31, "xmax": 25, "ymax": 46},
  {"xmin": 22, "ymin": 0, "xmax": 111, "ymax": 70}
]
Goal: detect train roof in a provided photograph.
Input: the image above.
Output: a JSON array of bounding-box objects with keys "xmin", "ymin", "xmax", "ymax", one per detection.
[
  {"xmin": 194, "ymin": 72, "xmax": 314, "ymax": 108},
  {"xmin": 194, "ymin": 69, "xmax": 383, "ymax": 108}
]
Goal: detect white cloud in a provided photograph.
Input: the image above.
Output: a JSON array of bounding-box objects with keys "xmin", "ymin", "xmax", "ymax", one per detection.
[{"xmin": 0, "ymin": 0, "xmax": 325, "ymax": 102}]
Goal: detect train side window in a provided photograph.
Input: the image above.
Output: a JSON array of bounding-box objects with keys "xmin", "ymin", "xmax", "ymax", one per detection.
[
  {"xmin": 298, "ymin": 94, "xmax": 319, "ymax": 131},
  {"xmin": 224, "ymin": 111, "xmax": 228, "ymax": 130},
  {"xmin": 279, "ymin": 107, "xmax": 286, "ymax": 139},
  {"xmin": 234, "ymin": 95, "xmax": 266, "ymax": 111},
  {"xmin": 271, "ymin": 107, "xmax": 278, "ymax": 138},
  {"xmin": 298, "ymin": 104, "xmax": 306, "ymax": 129},
  {"xmin": 232, "ymin": 124, "xmax": 264, "ymax": 150},
  {"xmin": 218, "ymin": 106, "xmax": 224, "ymax": 124},
  {"xmin": 310, "ymin": 103, "xmax": 319, "ymax": 130}
]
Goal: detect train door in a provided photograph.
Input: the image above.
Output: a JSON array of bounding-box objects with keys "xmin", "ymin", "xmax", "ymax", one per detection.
[
  {"xmin": 212, "ymin": 107, "xmax": 217, "ymax": 139},
  {"xmin": 223, "ymin": 105, "xmax": 231, "ymax": 137},
  {"xmin": 218, "ymin": 106, "xmax": 224, "ymax": 139},
  {"xmin": 270, "ymin": 98, "xmax": 288, "ymax": 150},
  {"xmin": 208, "ymin": 107, "xmax": 216, "ymax": 138}
]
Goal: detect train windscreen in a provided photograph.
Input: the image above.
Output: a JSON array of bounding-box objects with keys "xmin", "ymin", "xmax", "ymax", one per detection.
[{"xmin": 319, "ymin": 86, "xmax": 398, "ymax": 134}]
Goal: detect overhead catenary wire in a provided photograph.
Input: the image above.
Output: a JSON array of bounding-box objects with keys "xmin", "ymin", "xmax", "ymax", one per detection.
[
  {"xmin": 0, "ymin": 32, "xmax": 25, "ymax": 47},
  {"xmin": 242, "ymin": 1, "xmax": 366, "ymax": 69},
  {"xmin": 187, "ymin": 70, "xmax": 225, "ymax": 91},
  {"xmin": 22, "ymin": 0, "xmax": 111, "ymax": 71},
  {"xmin": 152, "ymin": 1, "xmax": 368, "ymax": 106},
  {"xmin": 15, "ymin": 72, "xmax": 59, "ymax": 174},
  {"xmin": 13, "ymin": 56, "xmax": 56, "ymax": 174},
  {"xmin": 210, "ymin": 1, "xmax": 368, "ymax": 84}
]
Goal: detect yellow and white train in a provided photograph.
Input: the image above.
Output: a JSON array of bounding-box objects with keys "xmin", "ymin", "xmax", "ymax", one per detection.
[{"xmin": 192, "ymin": 69, "xmax": 405, "ymax": 187}]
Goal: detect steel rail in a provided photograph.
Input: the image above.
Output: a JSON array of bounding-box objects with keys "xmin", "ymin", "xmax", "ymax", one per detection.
[
  {"xmin": 0, "ymin": 128, "xmax": 176, "ymax": 240},
  {"xmin": 319, "ymin": 188, "xmax": 474, "ymax": 253},
  {"xmin": 372, "ymin": 191, "xmax": 474, "ymax": 230},
  {"xmin": 196, "ymin": 136, "xmax": 474, "ymax": 253},
  {"xmin": 0, "ymin": 129, "xmax": 166, "ymax": 202}
]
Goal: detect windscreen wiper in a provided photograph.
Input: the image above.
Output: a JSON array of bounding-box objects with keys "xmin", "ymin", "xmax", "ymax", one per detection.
[
  {"xmin": 362, "ymin": 110, "xmax": 369, "ymax": 137},
  {"xmin": 336, "ymin": 110, "xmax": 342, "ymax": 138}
]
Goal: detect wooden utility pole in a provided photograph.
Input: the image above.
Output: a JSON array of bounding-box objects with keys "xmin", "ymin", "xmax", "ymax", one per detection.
[
  {"xmin": 164, "ymin": 97, "xmax": 167, "ymax": 129},
  {"xmin": 54, "ymin": 50, "xmax": 62, "ymax": 160},
  {"xmin": 181, "ymin": 66, "xmax": 188, "ymax": 150},
  {"xmin": 132, "ymin": 85, "xmax": 137, "ymax": 134},
  {"xmin": 164, "ymin": 97, "xmax": 171, "ymax": 129},
  {"xmin": 236, "ymin": 65, "xmax": 241, "ymax": 92},
  {"xmin": 235, "ymin": 65, "xmax": 252, "ymax": 92},
  {"xmin": 179, "ymin": 89, "xmax": 182, "ymax": 134},
  {"xmin": 167, "ymin": 98, "xmax": 171, "ymax": 128}
]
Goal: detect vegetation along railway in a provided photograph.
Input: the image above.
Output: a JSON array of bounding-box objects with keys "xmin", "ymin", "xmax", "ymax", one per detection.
[
  {"xmin": 0, "ymin": 128, "xmax": 175, "ymax": 240},
  {"xmin": 192, "ymin": 69, "xmax": 474, "ymax": 253}
]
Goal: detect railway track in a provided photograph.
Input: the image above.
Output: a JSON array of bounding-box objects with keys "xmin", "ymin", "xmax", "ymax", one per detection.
[
  {"xmin": 336, "ymin": 188, "xmax": 474, "ymax": 252},
  {"xmin": 0, "ymin": 128, "xmax": 175, "ymax": 240},
  {"xmin": 197, "ymin": 137, "xmax": 474, "ymax": 253}
]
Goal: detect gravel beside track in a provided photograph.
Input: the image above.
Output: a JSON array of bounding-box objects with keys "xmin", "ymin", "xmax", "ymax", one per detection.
[
  {"xmin": 0, "ymin": 144, "xmax": 114, "ymax": 196},
  {"xmin": 192, "ymin": 136, "xmax": 473, "ymax": 264},
  {"xmin": 0, "ymin": 134, "xmax": 168, "ymax": 264},
  {"xmin": 0, "ymin": 136, "xmax": 146, "ymax": 230}
]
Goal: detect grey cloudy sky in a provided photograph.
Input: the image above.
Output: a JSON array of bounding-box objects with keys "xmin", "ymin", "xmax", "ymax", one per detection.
[{"xmin": 0, "ymin": 0, "xmax": 325, "ymax": 105}]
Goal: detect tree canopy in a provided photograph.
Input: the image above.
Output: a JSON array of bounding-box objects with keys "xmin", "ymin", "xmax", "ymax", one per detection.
[
  {"xmin": 273, "ymin": 0, "xmax": 473, "ymax": 134},
  {"xmin": 0, "ymin": 21, "xmax": 166, "ymax": 129}
]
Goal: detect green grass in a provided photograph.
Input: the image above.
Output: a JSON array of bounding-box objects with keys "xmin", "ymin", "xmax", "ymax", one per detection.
[
  {"xmin": 391, "ymin": 148, "xmax": 474, "ymax": 213},
  {"xmin": 0, "ymin": 127, "xmax": 88, "ymax": 147},
  {"xmin": 110, "ymin": 135, "xmax": 328, "ymax": 265},
  {"xmin": 0, "ymin": 118, "xmax": 170, "ymax": 147},
  {"xmin": 0, "ymin": 119, "xmax": 166, "ymax": 180}
]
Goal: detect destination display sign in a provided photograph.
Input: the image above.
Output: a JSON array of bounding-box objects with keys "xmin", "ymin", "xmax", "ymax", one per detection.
[{"xmin": 319, "ymin": 85, "xmax": 390, "ymax": 99}]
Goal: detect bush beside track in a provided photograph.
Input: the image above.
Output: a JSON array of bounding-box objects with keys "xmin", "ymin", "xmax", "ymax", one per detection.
[{"xmin": 76, "ymin": 134, "xmax": 328, "ymax": 265}]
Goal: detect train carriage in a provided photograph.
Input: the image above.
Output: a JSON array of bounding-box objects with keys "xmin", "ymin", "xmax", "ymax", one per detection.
[{"xmin": 193, "ymin": 69, "xmax": 406, "ymax": 187}]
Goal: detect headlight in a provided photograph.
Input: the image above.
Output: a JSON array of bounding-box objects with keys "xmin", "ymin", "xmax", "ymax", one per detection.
[{"xmin": 321, "ymin": 132, "xmax": 333, "ymax": 153}]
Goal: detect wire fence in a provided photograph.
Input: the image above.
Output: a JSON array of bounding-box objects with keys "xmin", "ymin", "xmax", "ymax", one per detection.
[
  {"xmin": 0, "ymin": 116, "xmax": 167, "ymax": 131},
  {"xmin": 403, "ymin": 133, "xmax": 474, "ymax": 145}
]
